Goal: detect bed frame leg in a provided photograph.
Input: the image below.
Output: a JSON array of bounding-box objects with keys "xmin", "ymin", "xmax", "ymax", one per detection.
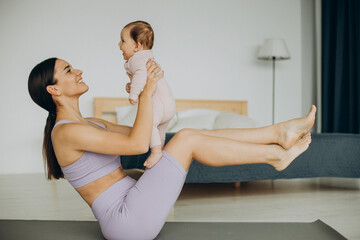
[{"xmin": 233, "ymin": 182, "xmax": 241, "ymax": 188}]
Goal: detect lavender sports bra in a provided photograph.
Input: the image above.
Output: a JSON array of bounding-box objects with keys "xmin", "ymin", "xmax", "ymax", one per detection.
[{"xmin": 52, "ymin": 120, "xmax": 121, "ymax": 188}]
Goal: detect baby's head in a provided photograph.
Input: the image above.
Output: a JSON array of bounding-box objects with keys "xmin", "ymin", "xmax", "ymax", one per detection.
[{"xmin": 118, "ymin": 21, "xmax": 154, "ymax": 60}]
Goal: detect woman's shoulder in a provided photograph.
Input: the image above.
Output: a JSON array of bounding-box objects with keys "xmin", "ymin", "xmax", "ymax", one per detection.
[
  {"xmin": 52, "ymin": 120, "xmax": 88, "ymax": 140},
  {"xmin": 51, "ymin": 119, "xmax": 108, "ymax": 154},
  {"xmin": 53, "ymin": 118, "xmax": 109, "ymax": 139},
  {"xmin": 51, "ymin": 121, "xmax": 90, "ymax": 166}
]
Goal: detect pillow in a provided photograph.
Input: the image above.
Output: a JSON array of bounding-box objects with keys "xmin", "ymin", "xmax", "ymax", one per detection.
[
  {"xmin": 115, "ymin": 105, "xmax": 138, "ymax": 126},
  {"xmin": 213, "ymin": 112, "xmax": 257, "ymax": 129},
  {"xmin": 167, "ymin": 108, "xmax": 220, "ymax": 132},
  {"xmin": 166, "ymin": 115, "xmax": 178, "ymax": 131},
  {"xmin": 116, "ymin": 105, "xmax": 178, "ymax": 130},
  {"xmin": 168, "ymin": 114, "xmax": 217, "ymax": 132},
  {"xmin": 115, "ymin": 106, "xmax": 133, "ymax": 120}
]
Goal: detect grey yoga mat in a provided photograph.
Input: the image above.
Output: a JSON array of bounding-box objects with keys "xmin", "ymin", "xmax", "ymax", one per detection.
[{"xmin": 0, "ymin": 219, "xmax": 346, "ymax": 240}]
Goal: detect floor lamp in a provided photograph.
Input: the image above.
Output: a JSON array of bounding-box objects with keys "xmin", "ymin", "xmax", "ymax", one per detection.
[{"xmin": 257, "ymin": 39, "xmax": 291, "ymax": 125}]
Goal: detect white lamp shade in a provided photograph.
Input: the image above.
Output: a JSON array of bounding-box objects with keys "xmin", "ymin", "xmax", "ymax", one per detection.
[{"xmin": 257, "ymin": 39, "xmax": 291, "ymax": 60}]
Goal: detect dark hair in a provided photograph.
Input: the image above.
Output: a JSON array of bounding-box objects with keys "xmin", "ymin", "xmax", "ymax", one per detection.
[
  {"xmin": 28, "ymin": 57, "xmax": 64, "ymax": 180},
  {"xmin": 124, "ymin": 21, "xmax": 154, "ymax": 49}
]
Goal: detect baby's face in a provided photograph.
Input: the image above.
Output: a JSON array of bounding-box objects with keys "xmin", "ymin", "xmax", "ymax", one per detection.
[{"xmin": 118, "ymin": 28, "xmax": 137, "ymax": 61}]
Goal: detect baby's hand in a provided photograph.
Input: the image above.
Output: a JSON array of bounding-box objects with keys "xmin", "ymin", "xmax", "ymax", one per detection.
[
  {"xmin": 126, "ymin": 72, "xmax": 133, "ymax": 81},
  {"xmin": 129, "ymin": 99, "xmax": 138, "ymax": 105},
  {"xmin": 125, "ymin": 82, "xmax": 131, "ymax": 93}
]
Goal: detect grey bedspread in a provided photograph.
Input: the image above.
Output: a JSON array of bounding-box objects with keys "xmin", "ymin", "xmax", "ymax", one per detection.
[{"xmin": 121, "ymin": 133, "xmax": 360, "ymax": 183}]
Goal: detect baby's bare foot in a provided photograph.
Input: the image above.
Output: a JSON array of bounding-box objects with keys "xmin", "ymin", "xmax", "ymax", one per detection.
[
  {"xmin": 144, "ymin": 149, "xmax": 163, "ymax": 169},
  {"xmin": 278, "ymin": 105, "xmax": 316, "ymax": 149},
  {"xmin": 273, "ymin": 132, "xmax": 312, "ymax": 171}
]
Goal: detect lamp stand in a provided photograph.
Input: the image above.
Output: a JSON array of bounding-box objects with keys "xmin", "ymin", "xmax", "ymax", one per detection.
[
  {"xmin": 272, "ymin": 57, "xmax": 275, "ymax": 125},
  {"xmin": 258, "ymin": 39, "xmax": 290, "ymax": 125}
]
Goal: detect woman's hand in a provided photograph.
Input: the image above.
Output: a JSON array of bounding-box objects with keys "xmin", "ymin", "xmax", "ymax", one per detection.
[{"xmin": 141, "ymin": 59, "xmax": 163, "ymax": 98}]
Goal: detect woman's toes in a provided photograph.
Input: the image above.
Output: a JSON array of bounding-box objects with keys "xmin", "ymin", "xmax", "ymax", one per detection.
[
  {"xmin": 275, "ymin": 133, "xmax": 312, "ymax": 171},
  {"xmin": 279, "ymin": 105, "xmax": 316, "ymax": 150}
]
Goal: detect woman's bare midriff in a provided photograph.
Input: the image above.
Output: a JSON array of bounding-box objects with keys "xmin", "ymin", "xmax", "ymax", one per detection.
[{"xmin": 75, "ymin": 167, "xmax": 127, "ymax": 207}]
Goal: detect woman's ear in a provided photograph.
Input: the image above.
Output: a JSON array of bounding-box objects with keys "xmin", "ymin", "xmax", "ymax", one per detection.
[{"xmin": 46, "ymin": 85, "xmax": 61, "ymax": 96}]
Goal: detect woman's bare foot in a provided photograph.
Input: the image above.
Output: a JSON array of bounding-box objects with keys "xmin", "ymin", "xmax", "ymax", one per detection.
[
  {"xmin": 272, "ymin": 132, "xmax": 312, "ymax": 171},
  {"xmin": 277, "ymin": 105, "xmax": 316, "ymax": 149}
]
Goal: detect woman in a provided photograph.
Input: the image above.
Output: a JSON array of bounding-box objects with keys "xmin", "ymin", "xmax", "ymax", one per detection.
[{"xmin": 28, "ymin": 58, "xmax": 316, "ymax": 240}]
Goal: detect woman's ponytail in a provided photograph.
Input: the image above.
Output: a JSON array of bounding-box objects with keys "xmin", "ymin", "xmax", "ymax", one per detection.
[{"xmin": 28, "ymin": 58, "xmax": 64, "ymax": 180}]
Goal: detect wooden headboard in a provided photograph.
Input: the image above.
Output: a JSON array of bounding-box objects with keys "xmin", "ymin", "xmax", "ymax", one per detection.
[{"xmin": 94, "ymin": 97, "xmax": 248, "ymax": 124}]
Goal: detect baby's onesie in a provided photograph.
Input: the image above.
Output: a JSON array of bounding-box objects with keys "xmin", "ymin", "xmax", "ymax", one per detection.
[{"xmin": 124, "ymin": 50, "xmax": 176, "ymax": 148}]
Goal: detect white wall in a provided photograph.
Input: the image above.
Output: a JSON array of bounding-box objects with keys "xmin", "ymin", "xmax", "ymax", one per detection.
[{"xmin": 0, "ymin": 0, "xmax": 306, "ymax": 174}]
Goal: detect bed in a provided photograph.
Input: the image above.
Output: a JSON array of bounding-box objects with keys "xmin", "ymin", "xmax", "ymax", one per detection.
[
  {"xmin": 94, "ymin": 97, "xmax": 249, "ymax": 125},
  {"xmin": 93, "ymin": 97, "xmax": 360, "ymax": 185}
]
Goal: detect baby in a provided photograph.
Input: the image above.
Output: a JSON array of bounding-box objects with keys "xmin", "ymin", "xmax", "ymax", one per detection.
[{"xmin": 118, "ymin": 21, "xmax": 176, "ymax": 168}]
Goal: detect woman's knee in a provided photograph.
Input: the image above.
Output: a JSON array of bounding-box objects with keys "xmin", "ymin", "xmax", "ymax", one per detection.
[
  {"xmin": 163, "ymin": 129, "xmax": 199, "ymax": 170},
  {"xmin": 165, "ymin": 129, "xmax": 195, "ymax": 150},
  {"xmin": 171, "ymin": 128, "xmax": 199, "ymax": 146},
  {"xmin": 176, "ymin": 128, "xmax": 198, "ymax": 138}
]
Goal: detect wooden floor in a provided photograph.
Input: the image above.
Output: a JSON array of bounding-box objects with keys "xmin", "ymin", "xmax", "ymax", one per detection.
[{"xmin": 0, "ymin": 174, "xmax": 359, "ymax": 239}]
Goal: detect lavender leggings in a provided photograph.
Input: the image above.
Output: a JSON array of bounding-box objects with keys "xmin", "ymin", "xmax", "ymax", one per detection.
[{"xmin": 91, "ymin": 151, "xmax": 187, "ymax": 240}]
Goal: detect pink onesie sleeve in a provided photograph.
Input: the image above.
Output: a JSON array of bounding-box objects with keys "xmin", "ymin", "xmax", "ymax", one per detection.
[{"xmin": 127, "ymin": 51, "xmax": 152, "ymax": 101}]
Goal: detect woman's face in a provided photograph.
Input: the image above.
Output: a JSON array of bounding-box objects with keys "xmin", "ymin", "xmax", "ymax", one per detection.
[{"xmin": 52, "ymin": 59, "xmax": 88, "ymax": 97}]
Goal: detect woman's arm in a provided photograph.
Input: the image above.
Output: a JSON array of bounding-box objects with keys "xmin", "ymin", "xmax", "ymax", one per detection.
[
  {"xmin": 85, "ymin": 64, "xmax": 152, "ymax": 135},
  {"xmin": 55, "ymin": 61, "xmax": 163, "ymax": 156},
  {"xmin": 85, "ymin": 117, "xmax": 132, "ymax": 136}
]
